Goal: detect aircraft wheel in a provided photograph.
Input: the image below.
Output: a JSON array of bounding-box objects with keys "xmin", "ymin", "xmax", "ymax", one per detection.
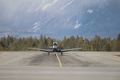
[
  {"xmin": 61, "ymin": 53, "xmax": 63, "ymax": 56},
  {"xmin": 55, "ymin": 54, "xmax": 56, "ymax": 56},
  {"xmin": 48, "ymin": 53, "xmax": 50, "ymax": 56}
]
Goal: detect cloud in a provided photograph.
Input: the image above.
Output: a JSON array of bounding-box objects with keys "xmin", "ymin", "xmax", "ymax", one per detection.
[
  {"xmin": 74, "ymin": 24, "xmax": 81, "ymax": 28},
  {"xmin": 74, "ymin": 21, "xmax": 82, "ymax": 29},
  {"xmin": 60, "ymin": 0, "xmax": 74, "ymax": 11},
  {"xmin": 43, "ymin": 0, "xmax": 58, "ymax": 11},
  {"xmin": 33, "ymin": 22, "xmax": 40, "ymax": 32},
  {"xmin": 87, "ymin": 10, "xmax": 93, "ymax": 13}
]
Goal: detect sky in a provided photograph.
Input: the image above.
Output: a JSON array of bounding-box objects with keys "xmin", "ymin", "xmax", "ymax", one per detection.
[{"xmin": 0, "ymin": 0, "xmax": 120, "ymax": 39}]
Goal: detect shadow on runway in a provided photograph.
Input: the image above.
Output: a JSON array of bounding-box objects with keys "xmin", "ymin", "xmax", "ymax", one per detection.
[{"xmin": 26, "ymin": 53, "xmax": 59, "ymax": 66}]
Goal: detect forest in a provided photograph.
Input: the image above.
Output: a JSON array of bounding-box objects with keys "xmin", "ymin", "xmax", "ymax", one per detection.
[{"xmin": 0, "ymin": 33, "xmax": 120, "ymax": 51}]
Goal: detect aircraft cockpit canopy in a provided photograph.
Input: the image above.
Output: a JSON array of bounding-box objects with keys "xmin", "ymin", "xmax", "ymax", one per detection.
[{"xmin": 53, "ymin": 42, "xmax": 58, "ymax": 46}]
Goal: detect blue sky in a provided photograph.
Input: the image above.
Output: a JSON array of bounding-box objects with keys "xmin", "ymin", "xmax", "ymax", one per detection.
[{"xmin": 0, "ymin": 0, "xmax": 120, "ymax": 39}]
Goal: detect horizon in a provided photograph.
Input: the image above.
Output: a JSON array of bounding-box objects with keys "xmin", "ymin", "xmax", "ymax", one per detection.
[{"xmin": 0, "ymin": 33, "xmax": 119, "ymax": 41}]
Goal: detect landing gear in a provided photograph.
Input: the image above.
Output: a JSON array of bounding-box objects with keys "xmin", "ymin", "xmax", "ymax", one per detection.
[
  {"xmin": 61, "ymin": 52, "xmax": 63, "ymax": 56},
  {"xmin": 55, "ymin": 54, "xmax": 56, "ymax": 56},
  {"xmin": 48, "ymin": 52, "xmax": 50, "ymax": 56}
]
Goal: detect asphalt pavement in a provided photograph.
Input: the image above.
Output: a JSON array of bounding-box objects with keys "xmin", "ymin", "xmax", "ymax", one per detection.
[{"xmin": 0, "ymin": 51, "xmax": 120, "ymax": 80}]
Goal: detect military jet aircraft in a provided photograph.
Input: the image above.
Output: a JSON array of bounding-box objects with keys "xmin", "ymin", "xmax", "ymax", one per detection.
[{"xmin": 28, "ymin": 42, "xmax": 82, "ymax": 56}]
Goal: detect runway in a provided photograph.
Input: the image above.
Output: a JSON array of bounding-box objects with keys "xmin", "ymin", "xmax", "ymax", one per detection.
[
  {"xmin": 0, "ymin": 66, "xmax": 120, "ymax": 80},
  {"xmin": 0, "ymin": 51, "xmax": 120, "ymax": 80},
  {"xmin": 0, "ymin": 51, "xmax": 120, "ymax": 67}
]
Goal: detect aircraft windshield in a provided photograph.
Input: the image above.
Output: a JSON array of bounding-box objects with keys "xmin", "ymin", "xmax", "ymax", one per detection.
[{"xmin": 53, "ymin": 42, "xmax": 58, "ymax": 46}]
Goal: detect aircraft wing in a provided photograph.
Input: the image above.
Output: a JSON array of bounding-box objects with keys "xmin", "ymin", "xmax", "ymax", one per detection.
[
  {"xmin": 28, "ymin": 47, "xmax": 51, "ymax": 52},
  {"xmin": 61, "ymin": 48, "xmax": 82, "ymax": 52}
]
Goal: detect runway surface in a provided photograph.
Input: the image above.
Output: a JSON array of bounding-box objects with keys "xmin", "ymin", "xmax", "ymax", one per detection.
[{"xmin": 0, "ymin": 51, "xmax": 120, "ymax": 80}]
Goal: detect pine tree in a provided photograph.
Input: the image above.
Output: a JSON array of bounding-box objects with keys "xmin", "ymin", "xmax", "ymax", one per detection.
[
  {"xmin": 82, "ymin": 38, "xmax": 89, "ymax": 51},
  {"xmin": 38, "ymin": 34, "xmax": 43, "ymax": 48},
  {"xmin": 47, "ymin": 37, "xmax": 52, "ymax": 48},
  {"xmin": 43, "ymin": 35, "xmax": 47, "ymax": 48},
  {"xmin": 0, "ymin": 33, "xmax": 120, "ymax": 51},
  {"xmin": 70, "ymin": 36, "xmax": 76, "ymax": 48},
  {"xmin": 5, "ymin": 35, "xmax": 11, "ymax": 49},
  {"xmin": 76, "ymin": 35, "xmax": 79, "ymax": 47},
  {"xmin": 116, "ymin": 33, "xmax": 120, "ymax": 51},
  {"xmin": 111, "ymin": 38, "xmax": 116, "ymax": 51},
  {"xmin": 0, "ymin": 36, "xmax": 6, "ymax": 50},
  {"xmin": 105, "ymin": 43, "xmax": 111, "ymax": 51},
  {"xmin": 77, "ymin": 36, "xmax": 83, "ymax": 50},
  {"xmin": 62, "ymin": 36, "xmax": 67, "ymax": 48},
  {"xmin": 91, "ymin": 35, "xmax": 102, "ymax": 51},
  {"xmin": 0, "ymin": 41, "xmax": 3, "ymax": 51}
]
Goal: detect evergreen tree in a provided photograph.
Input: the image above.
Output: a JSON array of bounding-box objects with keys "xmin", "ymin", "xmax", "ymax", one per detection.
[
  {"xmin": 0, "ymin": 33, "xmax": 120, "ymax": 51},
  {"xmin": 116, "ymin": 33, "xmax": 120, "ymax": 51},
  {"xmin": 38, "ymin": 34, "xmax": 43, "ymax": 48},
  {"xmin": 62, "ymin": 36, "xmax": 67, "ymax": 48},
  {"xmin": 32, "ymin": 37, "xmax": 39, "ymax": 47},
  {"xmin": 69, "ymin": 36, "xmax": 76, "ymax": 48},
  {"xmin": 77, "ymin": 36, "xmax": 83, "ymax": 50},
  {"xmin": 0, "ymin": 41, "xmax": 4, "ymax": 51},
  {"xmin": 76, "ymin": 35, "xmax": 79, "ymax": 47},
  {"xmin": 82, "ymin": 38, "xmax": 89, "ymax": 51},
  {"xmin": 91, "ymin": 38, "xmax": 98, "ymax": 51},
  {"xmin": 47, "ymin": 37, "xmax": 52, "ymax": 48},
  {"xmin": 43, "ymin": 35, "xmax": 47, "ymax": 48},
  {"xmin": 111, "ymin": 38, "xmax": 116, "ymax": 51},
  {"xmin": 91, "ymin": 35, "xmax": 102, "ymax": 51},
  {"xmin": 66, "ymin": 38, "xmax": 70, "ymax": 49},
  {"xmin": 5, "ymin": 35, "xmax": 11, "ymax": 49},
  {"xmin": 105, "ymin": 43, "xmax": 111, "ymax": 51},
  {"xmin": 0, "ymin": 36, "xmax": 6, "ymax": 50}
]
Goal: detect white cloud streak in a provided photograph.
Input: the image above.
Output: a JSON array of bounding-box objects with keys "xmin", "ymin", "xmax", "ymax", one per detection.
[
  {"xmin": 60, "ymin": 0, "xmax": 74, "ymax": 11},
  {"xmin": 87, "ymin": 10, "xmax": 93, "ymax": 13},
  {"xmin": 74, "ymin": 21, "xmax": 82, "ymax": 29},
  {"xmin": 43, "ymin": 0, "xmax": 58, "ymax": 11}
]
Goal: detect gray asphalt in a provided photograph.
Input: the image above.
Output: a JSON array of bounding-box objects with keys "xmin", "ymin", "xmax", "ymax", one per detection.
[
  {"xmin": 0, "ymin": 51, "xmax": 120, "ymax": 80},
  {"xmin": 0, "ymin": 66, "xmax": 120, "ymax": 80},
  {"xmin": 0, "ymin": 51, "xmax": 120, "ymax": 67}
]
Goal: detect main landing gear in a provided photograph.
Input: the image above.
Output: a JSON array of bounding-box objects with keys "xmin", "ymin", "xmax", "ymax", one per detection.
[
  {"xmin": 48, "ymin": 52, "xmax": 50, "ymax": 56},
  {"xmin": 61, "ymin": 52, "xmax": 63, "ymax": 56}
]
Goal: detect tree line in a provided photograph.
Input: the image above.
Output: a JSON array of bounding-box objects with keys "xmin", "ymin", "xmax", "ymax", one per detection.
[{"xmin": 0, "ymin": 33, "xmax": 120, "ymax": 51}]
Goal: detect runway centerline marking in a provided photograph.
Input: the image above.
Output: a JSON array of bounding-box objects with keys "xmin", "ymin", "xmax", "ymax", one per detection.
[{"xmin": 56, "ymin": 53, "xmax": 62, "ymax": 67}]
